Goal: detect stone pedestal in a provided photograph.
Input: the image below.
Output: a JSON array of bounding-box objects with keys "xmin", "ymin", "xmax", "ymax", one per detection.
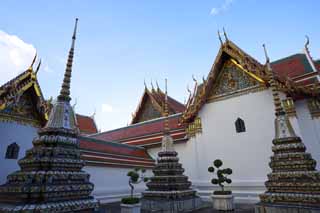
[
  {"xmin": 121, "ymin": 203, "xmax": 141, "ymax": 213},
  {"xmin": 142, "ymin": 196, "xmax": 202, "ymax": 213},
  {"xmin": 255, "ymin": 203, "xmax": 320, "ymax": 213},
  {"xmin": 211, "ymin": 194, "xmax": 234, "ymax": 211}
]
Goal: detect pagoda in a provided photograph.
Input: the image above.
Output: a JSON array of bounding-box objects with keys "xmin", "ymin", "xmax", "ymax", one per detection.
[
  {"xmin": 255, "ymin": 45, "xmax": 320, "ymax": 212},
  {"xmin": 141, "ymin": 79, "xmax": 202, "ymax": 212},
  {"xmin": 0, "ymin": 19, "xmax": 99, "ymax": 212}
]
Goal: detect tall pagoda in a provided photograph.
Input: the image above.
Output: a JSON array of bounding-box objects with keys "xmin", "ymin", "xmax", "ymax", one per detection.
[
  {"xmin": 141, "ymin": 79, "xmax": 202, "ymax": 212},
  {"xmin": 255, "ymin": 45, "xmax": 320, "ymax": 212},
  {"xmin": 0, "ymin": 19, "xmax": 99, "ymax": 212}
]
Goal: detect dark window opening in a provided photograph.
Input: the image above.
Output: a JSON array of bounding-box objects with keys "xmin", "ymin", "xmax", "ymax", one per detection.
[
  {"xmin": 235, "ymin": 118, "xmax": 246, "ymax": 133},
  {"xmin": 5, "ymin": 143, "xmax": 20, "ymax": 159}
]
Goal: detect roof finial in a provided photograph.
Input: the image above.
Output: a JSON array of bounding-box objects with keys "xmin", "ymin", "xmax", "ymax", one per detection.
[
  {"xmin": 35, "ymin": 59, "xmax": 41, "ymax": 75},
  {"xmin": 192, "ymin": 75, "xmax": 197, "ymax": 84},
  {"xmin": 58, "ymin": 18, "xmax": 78, "ymax": 102},
  {"xmin": 218, "ymin": 30, "xmax": 223, "ymax": 45},
  {"xmin": 305, "ymin": 35, "xmax": 310, "ymax": 50},
  {"xmin": 91, "ymin": 108, "xmax": 96, "ymax": 119},
  {"xmin": 29, "ymin": 52, "xmax": 37, "ymax": 70},
  {"xmin": 202, "ymin": 75, "xmax": 206, "ymax": 83},
  {"xmin": 263, "ymin": 44, "xmax": 270, "ymax": 64},
  {"xmin": 156, "ymin": 80, "xmax": 160, "ymax": 92},
  {"xmin": 223, "ymin": 27, "xmax": 229, "ymax": 42},
  {"xmin": 144, "ymin": 79, "xmax": 147, "ymax": 90},
  {"xmin": 151, "ymin": 80, "xmax": 155, "ymax": 92}
]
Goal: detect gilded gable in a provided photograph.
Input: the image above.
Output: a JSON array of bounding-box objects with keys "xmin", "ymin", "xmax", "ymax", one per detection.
[
  {"xmin": 0, "ymin": 88, "xmax": 44, "ymax": 126},
  {"xmin": 207, "ymin": 59, "xmax": 262, "ymax": 102},
  {"xmin": 134, "ymin": 97, "xmax": 162, "ymax": 123}
]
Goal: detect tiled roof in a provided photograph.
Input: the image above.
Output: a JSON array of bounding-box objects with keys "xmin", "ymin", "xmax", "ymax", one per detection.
[
  {"xmin": 131, "ymin": 88, "xmax": 185, "ymax": 124},
  {"xmin": 271, "ymin": 54, "xmax": 315, "ymax": 81},
  {"xmin": 90, "ymin": 113, "xmax": 187, "ymax": 147},
  {"xmin": 76, "ymin": 114, "xmax": 98, "ymax": 135},
  {"xmin": 315, "ymin": 60, "xmax": 320, "ymax": 71},
  {"xmin": 151, "ymin": 90, "xmax": 185, "ymax": 113},
  {"xmin": 79, "ymin": 136, "xmax": 155, "ymax": 168},
  {"xmin": 0, "ymin": 68, "xmax": 48, "ymax": 126}
]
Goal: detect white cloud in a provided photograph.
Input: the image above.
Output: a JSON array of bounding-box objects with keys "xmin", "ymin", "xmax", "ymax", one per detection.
[
  {"xmin": 101, "ymin": 103, "xmax": 113, "ymax": 113},
  {"xmin": 210, "ymin": 0, "xmax": 234, "ymax": 16},
  {"xmin": 0, "ymin": 30, "xmax": 36, "ymax": 85}
]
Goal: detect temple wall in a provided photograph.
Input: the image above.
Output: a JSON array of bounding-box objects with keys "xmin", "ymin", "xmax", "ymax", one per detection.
[
  {"xmin": 295, "ymin": 99, "xmax": 320, "ymax": 169},
  {"xmin": 0, "ymin": 122, "xmax": 38, "ymax": 184},
  {"xmin": 148, "ymin": 90, "xmax": 276, "ymax": 203},
  {"xmin": 84, "ymin": 166, "xmax": 152, "ymax": 204}
]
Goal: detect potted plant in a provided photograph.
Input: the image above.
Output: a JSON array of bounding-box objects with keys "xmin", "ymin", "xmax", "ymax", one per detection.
[
  {"xmin": 121, "ymin": 168, "xmax": 148, "ymax": 213},
  {"xmin": 208, "ymin": 159, "xmax": 234, "ymax": 211}
]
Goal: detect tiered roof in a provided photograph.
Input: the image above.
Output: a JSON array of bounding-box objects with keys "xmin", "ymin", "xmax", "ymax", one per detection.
[
  {"xmin": 76, "ymin": 114, "xmax": 98, "ymax": 135},
  {"xmin": 0, "ymin": 57, "xmax": 49, "ymax": 127},
  {"xmin": 91, "ymin": 113, "xmax": 187, "ymax": 148},
  {"xmin": 79, "ymin": 136, "xmax": 155, "ymax": 168},
  {"xmin": 131, "ymin": 86, "xmax": 185, "ymax": 124},
  {"xmin": 181, "ymin": 36, "xmax": 320, "ymax": 123}
]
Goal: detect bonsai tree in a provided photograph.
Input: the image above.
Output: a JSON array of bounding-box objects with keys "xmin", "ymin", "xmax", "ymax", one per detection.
[
  {"xmin": 121, "ymin": 168, "xmax": 149, "ymax": 204},
  {"xmin": 208, "ymin": 159, "xmax": 233, "ymax": 195}
]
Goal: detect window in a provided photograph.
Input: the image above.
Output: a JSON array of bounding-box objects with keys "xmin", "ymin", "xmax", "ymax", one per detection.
[
  {"xmin": 5, "ymin": 143, "xmax": 20, "ymax": 159},
  {"xmin": 235, "ymin": 118, "xmax": 246, "ymax": 133}
]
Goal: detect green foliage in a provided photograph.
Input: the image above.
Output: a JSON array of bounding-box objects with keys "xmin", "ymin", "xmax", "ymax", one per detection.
[
  {"xmin": 126, "ymin": 167, "xmax": 149, "ymax": 198},
  {"xmin": 214, "ymin": 159, "xmax": 223, "ymax": 168},
  {"xmin": 208, "ymin": 166, "xmax": 215, "ymax": 173},
  {"xmin": 213, "ymin": 190, "xmax": 232, "ymax": 195},
  {"xmin": 121, "ymin": 197, "xmax": 140, "ymax": 204},
  {"xmin": 208, "ymin": 159, "xmax": 233, "ymax": 192}
]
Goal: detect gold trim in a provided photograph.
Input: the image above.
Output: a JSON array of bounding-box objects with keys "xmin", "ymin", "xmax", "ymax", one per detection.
[
  {"xmin": 230, "ymin": 58, "xmax": 265, "ymax": 83},
  {"xmin": 0, "ymin": 113, "xmax": 41, "ymax": 127},
  {"xmin": 186, "ymin": 117, "xmax": 202, "ymax": 138},
  {"xmin": 207, "ymin": 85, "xmax": 266, "ymax": 103}
]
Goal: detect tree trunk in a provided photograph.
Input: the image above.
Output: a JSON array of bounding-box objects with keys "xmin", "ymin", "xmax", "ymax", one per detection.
[{"xmin": 129, "ymin": 180, "xmax": 134, "ymax": 198}]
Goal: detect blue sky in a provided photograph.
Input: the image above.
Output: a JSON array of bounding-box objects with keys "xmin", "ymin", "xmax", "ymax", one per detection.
[{"xmin": 0, "ymin": 0, "xmax": 319, "ymax": 131}]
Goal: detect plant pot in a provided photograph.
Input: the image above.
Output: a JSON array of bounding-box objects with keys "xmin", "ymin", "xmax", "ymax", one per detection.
[
  {"xmin": 211, "ymin": 193, "xmax": 234, "ymax": 211},
  {"xmin": 121, "ymin": 202, "xmax": 141, "ymax": 213}
]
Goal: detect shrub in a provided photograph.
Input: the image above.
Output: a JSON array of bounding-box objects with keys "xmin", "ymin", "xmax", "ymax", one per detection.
[
  {"xmin": 208, "ymin": 159, "xmax": 233, "ymax": 193},
  {"xmin": 122, "ymin": 167, "xmax": 149, "ymax": 204},
  {"xmin": 121, "ymin": 197, "xmax": 140, "ymax": 204}
]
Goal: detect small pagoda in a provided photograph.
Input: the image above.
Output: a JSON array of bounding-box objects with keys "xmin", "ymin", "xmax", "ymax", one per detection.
[
  {"xmin": 0, "ymin": 19, "xmax": 99, "ymax": 212},
  {"xmin": 141, "ymin": 79, "xmax": 202, "ymax": 212},
  {"xmin": 255, "ymin": 45, "xmax": 320, "ymax": 212}
]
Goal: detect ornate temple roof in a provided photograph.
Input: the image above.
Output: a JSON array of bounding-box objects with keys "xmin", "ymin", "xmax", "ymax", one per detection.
[
  {"xmin": 79, "ymin": 136, "xmax": 155, "ymax": 168},
  {"xmin": 181, "ymin": 36, "xmax": 320, "ymax": 123},
  {"xmin": 0, "ymin": 58, "xmax": 49, "ymax": 127},
  {"xmin": 90, "ymin": 113, "xmax": 187, "ymax": 148},
  {"xmin": 76, "ymin": 113, "xmax": 98, "ymax": 135},
  {"xmin": 131, "ymin": 85, "xmax": 185, "ymax": 124}
]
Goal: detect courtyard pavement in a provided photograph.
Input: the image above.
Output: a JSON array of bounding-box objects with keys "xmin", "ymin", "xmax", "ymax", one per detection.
[{"xmin": 99, "ymin": 202, "xmax": 255, "ymax": 213}]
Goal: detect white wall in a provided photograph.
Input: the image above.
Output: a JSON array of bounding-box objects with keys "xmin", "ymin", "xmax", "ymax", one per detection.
[
  {"xmin": 0, "ymin": 122, "xmax": 38, "ymax": 184},
  {"xmin": 148, "ymin": 89, "xmax": 278, "ymax": 203},
  {"xmin": 84, "ymin": 166, "xmax": 152, "ymax": 204},
  {"xmin": 295, "ymin": 100, "xmax": 320, "ymax": 169}
]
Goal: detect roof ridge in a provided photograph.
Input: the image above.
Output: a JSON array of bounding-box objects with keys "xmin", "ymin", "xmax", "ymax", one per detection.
[
  {"xmin": 76, "ymin": 113, "xmax": 93, "ymax": 118},
  {"xmin": 79, "ymin": 135, "xmax": 146, "ymax": 150},
  {"xmin": 271, "ymin": 53, "xmax": 304, "ymax": 65},
  {"xmin": 89, "ymin": 113, "xmax": 182, "ymax": 137}
]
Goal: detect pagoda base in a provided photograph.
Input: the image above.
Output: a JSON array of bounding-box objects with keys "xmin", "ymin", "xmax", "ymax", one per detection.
[
  {"xmin": 141, "ymin": 196, "xmax": 202, "ymax": 213},
  {"xmin": 255, "ymin": 202, "xmax": 320, "ymax": 213},
  {"xmin": 0, "ymin": 198, "xmax": 99, "ymax": 213}
]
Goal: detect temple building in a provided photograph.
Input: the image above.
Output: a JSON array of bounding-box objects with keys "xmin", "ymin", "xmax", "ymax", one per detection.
[
  {"xmin": 90, "ymin": 33, "xmax": 320, "ymax": 204},
  {"xmin": 0, "ymin": 29, "xmax": 319, "ymax": 206}
]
